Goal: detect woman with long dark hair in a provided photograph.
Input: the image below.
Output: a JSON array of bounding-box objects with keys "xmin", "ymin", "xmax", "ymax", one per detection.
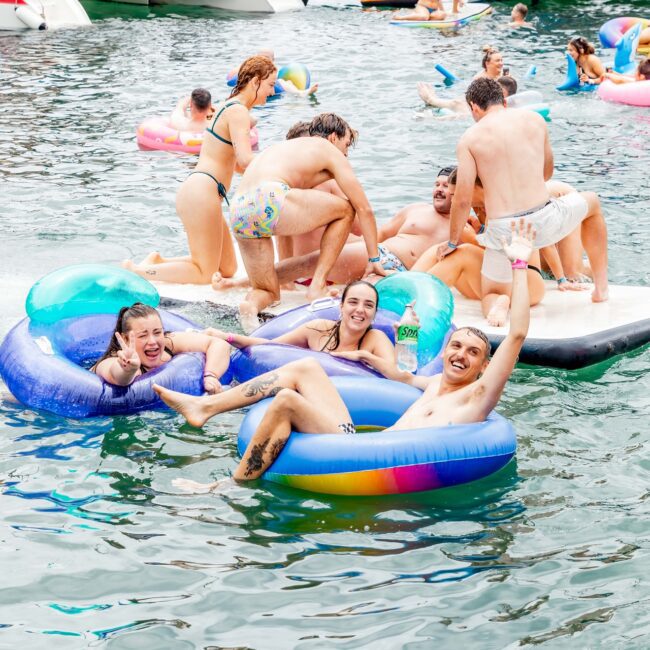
[
  {"xmin": 205, "ymin": 280, "xmax": 395, "ymax": 362},
  {"xmin": 92, "ymin": 303, "xmax": 231, "ymax": 394},
  {"xmin": 124, "ymin": 55, "xmax": 278, "ymax": 284}
]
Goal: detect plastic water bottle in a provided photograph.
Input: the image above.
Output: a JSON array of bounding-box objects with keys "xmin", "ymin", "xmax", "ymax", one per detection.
[{"xmin": 396, "ymin": 304, "xmax": 419, "ymax": 373}]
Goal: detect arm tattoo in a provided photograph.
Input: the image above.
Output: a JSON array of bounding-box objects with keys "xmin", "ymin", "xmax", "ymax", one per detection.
[{"xmin": 242, "ymin": 372, "xmax": 280, "ymax": 398}]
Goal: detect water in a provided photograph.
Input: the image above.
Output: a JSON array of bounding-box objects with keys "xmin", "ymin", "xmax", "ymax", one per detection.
[{"xmin": 2, "ymin": 0, "xmax": 650, "ymax": 646}]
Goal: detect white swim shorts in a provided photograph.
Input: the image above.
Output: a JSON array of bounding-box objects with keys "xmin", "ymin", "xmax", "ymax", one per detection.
[{"xmin": 477, "ymin": 192, "xmax": 589, "ymax": 284}]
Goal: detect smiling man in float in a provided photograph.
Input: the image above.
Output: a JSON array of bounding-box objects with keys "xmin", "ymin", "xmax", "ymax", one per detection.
[{"xmin": 156, "ymin": 220, "xmax": 534, "ymax": 491}]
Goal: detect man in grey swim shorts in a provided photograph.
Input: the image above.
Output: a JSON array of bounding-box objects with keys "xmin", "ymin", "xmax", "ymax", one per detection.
[{"xmin": 439, "ymin": 78, "xmax": 608, "ymax": 326}]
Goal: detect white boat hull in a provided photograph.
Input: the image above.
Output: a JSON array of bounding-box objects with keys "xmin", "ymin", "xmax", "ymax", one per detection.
[
  {"xmin": 93, "ymin": 0, "xmax": 304, "ymax": 10},
  {"xmin": 0, "ymin": 0, "xmax": 90, "ymax": 30}
]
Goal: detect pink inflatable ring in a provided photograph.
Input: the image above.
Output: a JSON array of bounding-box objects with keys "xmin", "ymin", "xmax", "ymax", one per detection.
[
  {"xmin": 136, "ymin": 117, "xmax": 259, "ymax": 155},
  {"xmin": 598, "ymin": 79, "xmax": 650, "ymax": 107}
]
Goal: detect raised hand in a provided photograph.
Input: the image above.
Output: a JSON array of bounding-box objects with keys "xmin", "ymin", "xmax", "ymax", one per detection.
[
  {"xmin": 115, "ymin": 331, "xmax": 140, "ymax": 373},
  {"xmin": 502, "ymin": 219, "xmax": 536, "ymax": 263}
]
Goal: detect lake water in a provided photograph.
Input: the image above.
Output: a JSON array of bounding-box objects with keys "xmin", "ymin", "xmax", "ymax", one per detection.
[{"xmin": 1, "ymin": 0, "xmax": 650, "ymax": 646}]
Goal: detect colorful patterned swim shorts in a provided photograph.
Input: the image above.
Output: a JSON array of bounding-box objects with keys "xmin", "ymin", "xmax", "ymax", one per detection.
[{"xmin": 230, "ymin": 181, "xmax": 290, "ymax": 239}]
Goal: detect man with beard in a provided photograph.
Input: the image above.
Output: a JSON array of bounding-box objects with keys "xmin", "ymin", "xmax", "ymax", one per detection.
[{"xmin": 212, "ymin": 166, "xmax": 476, "ymax": 289}]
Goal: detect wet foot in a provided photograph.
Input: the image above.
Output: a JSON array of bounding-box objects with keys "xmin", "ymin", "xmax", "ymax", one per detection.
[
  {"xmin": 141, "ymin": 251, "xmax": 164, "ymax": 265},
  {"xmin": 591, "ymin": 287, "xmax": 609, "ymax": 303},
  {"xmin": 153, "ymin": 383, "xmax": 214, "ymax": 428},
  {"xmin": 239, "ymin": 301, "xmax": 260, "ymax": 334},
  {"xmin": 487, "ymin": 295, "xmax": 510, "ymax": 327},
  {"xmin": 558, "ymin": 281, "xmax": 590, "ymax": 292},
  {"xmin": 211, "ymin": 271, "xmax": 242, "ymax": 292},
  {"xmin": 306, "ymin": 282, "xmax": 339, "ymax": 302}
]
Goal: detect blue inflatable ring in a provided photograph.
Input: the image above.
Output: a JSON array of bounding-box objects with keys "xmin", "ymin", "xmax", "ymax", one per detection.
[
  {"xmin": 0, "ymin": 311, "xmax": 230, "ymax": 418},
  {"xmin": 229, "ymin": 298, "xmax": 453, "ymax": 383},
  {"xmin": 238, "ymin": 376, "xmax": 516, "ymax": 496}
]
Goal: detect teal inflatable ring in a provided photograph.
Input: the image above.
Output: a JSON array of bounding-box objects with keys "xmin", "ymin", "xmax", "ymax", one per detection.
[
  {"xmin": 26, "ymin": 264, "xmax": 160, "ymax": 324},
  {"xmin": 375, "ymin": 271, "xmax": 454, "ymax": 367}
]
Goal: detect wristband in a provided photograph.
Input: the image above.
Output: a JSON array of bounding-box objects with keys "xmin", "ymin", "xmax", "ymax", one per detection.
[
  {"xmin": 226, "ymin": 334, "xmax": 235, "ymax": 345},
  {"xmin": 557, "ymin": 277, "xmax": 568, "ymax": 285},
  {"xmin": 368, "ymin": 255, "xmax": 381, "ymax": 263},
  {"xmin": 447, "ymin": 241, "xmax": 458, "ymax": 250},
  {"xmin": 477, "ymin": 224, "xmax": 486, "ymax": 234},
  {"xmin": 511, "ymin": 259, "xmax": 528, "ymax": 270}
]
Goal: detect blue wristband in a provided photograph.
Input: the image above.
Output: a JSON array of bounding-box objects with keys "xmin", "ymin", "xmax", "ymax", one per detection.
[
  {"xmin": 477, "ymin": 224, "xmax": 486, "ymax": 234},
  {"xmin": 557, "ymin": 277, "xmax": 568, "ymax": 285},
  {"xmin": 447, "ymin": 241, "xmax": 458, "ymax": 250},
  {"xmin": 368, "ymin": 255, "xmax": 380, "ymax": 263}
]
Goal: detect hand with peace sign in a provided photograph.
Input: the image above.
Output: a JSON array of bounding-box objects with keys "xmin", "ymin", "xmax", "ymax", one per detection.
[{"xmin": 114, "ymin": 331, "xmax": 141, "ymax": 376}]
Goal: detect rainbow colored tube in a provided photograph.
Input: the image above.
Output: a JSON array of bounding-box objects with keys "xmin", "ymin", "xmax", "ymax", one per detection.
[
  {"xmin": 238, "ymin": 377, "xmax": 516, "ymax": 496},
  {"xmin": 599, "ymin": 16, "xmax": 649, "ymax": 53}
]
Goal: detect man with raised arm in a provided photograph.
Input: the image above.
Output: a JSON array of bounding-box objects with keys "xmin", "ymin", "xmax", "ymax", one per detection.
[
  {"xmin": 438, "ymin": 77, "xmax": 608, "ymax": 326},
  {"xmin": 225, "ymin": 112, "xmax": 386, "ymax": 333},
  {"xmin": 158, "ymin": 220, "xmax": 534, "ymax": 492}
]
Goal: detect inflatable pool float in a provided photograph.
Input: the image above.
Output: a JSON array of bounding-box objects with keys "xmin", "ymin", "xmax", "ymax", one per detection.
[
  {"xmin": 1, "ymin": 264, "xmax": 232, "ymax": 417},
  {"xmin": 361, "ymin": 0, "xmax": 416, "ymax": 7},
  {"xmin": 230, "ymin": 273, "xmax": 454, "ymax": 382},
  {"xmin": 238, "ymin": 376, "xmax": 516, "ymax": 496},
  {"xmin": 390, "ymin": 2, "xmax": 492, "ymax": 29},
  {"xmin": 556, "ymin": 52, "xmax": 598, "ymax": 92},
  {"xmin": 137, "ymin": 117, "xmax": 259, "ymax": 154},
  {"xmin": 598, "ymin": 79, "xmax": 650, "ymax": 107},
  {"xmin": 226, "ymin": 63, "xmax": 311, "ymax": 97},
  {"xmin": 507, "ymin": 90, "xmax": 551, "ymax": 119},
  {"xmin": 0, "ymin": 311, "xmax": 218, "ymax": 418},
  {"xmin": 599, "ymin": 16, "xmax": 649, "ymax": 54}
]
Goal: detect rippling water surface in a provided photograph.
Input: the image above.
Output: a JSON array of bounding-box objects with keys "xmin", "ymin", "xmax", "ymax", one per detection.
[{"xmin": 2, "ymin": 0, "xmax": 650, "ymax": 646}]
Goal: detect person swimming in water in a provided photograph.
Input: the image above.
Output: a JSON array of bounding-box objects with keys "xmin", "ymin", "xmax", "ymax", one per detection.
[
  {"xmin": 169, "ymin": 88, "xmax": 214, "ymax": 133},
  {"xmin": 567, "ymin": 37, "xmax": 605, "ymax": 85}
]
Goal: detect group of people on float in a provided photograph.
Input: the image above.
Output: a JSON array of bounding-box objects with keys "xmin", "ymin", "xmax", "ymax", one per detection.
[{"xmin": 100, "ymin": 39, "xmax": 613, "ymax": 489}]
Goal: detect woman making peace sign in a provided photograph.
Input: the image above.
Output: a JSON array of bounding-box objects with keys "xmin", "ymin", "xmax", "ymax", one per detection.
[{"xmin": 92, "ymin": 303, "xmax": 230, "ymax": 394}]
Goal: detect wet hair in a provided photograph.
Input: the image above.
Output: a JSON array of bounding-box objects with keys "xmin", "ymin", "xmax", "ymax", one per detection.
[
  {"xmin": 318, "ymin": 281, "xmax": 379, "ymax": 353},
  {"xmin": 190, "ymin": 88, "xmax": 212, "ymax": 111},
  {"xmin": 569, "ymin": 37, "xmax": 595, "ymax": 56},
  {"xmin": 448, "ymin": 168, "xmax": 483, "ymax": 188},
  {"xmin": 638, "ymin": 58, "xmax": 650, "ymax": 80},
  {"xmin": 482, "ymin": 45, "xmax": 501, "ymax": 70},
  {"xmin": 285, "ymin": 120, "xmax": 311, "ymax": 139},
  {"xmin": 92, "ymin": 303, "xmax": 163, "ymax": 370},
  {"xmin": 228, "ymin": 55, "xmax": 277, "ymax": 102},
  {"xmin": 465, "ymin": 77, "xmax": 505, "ymax": 111},
  {"xmin": 437, "ymin": 165, "xmax": 457, "ymax": 178},
  {"xmin": 448, "ymin": 326, "xmax": 491, "ymax": 360},
  {"xmin": 497, "ymin": 75, "xmax": 518, "ymax": 97},
  {"xmin": 513, "ymin": 3, "xmax": 528, "ymax": 18},
  {"xmin": 309, "ymin": 113, "xmax": 357, "ymax": 147}
]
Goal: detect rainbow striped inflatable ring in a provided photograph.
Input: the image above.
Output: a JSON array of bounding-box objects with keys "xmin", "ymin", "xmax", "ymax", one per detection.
[
  {"xmin": 599, "ymin": 16, "xmax": 650, "ymax": 54},
  {"xmin": 238, "ymin": 376, "xmax": 516, "ymax": 496},
  {"xmin": 136, "ymin": 117, "xmax": 259, "ymax": 154}
]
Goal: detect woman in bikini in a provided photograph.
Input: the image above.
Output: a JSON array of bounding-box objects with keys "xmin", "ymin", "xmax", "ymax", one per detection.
[
  {"xmin": 204, "ymin": 280, "xmax": 395, "ymax": 365},
  {"xmin": 393, "ymin": 0, "xmax": 462, "ymax": 22},
  {"xmin": 567, "ymin": 37, "xmax": 605, "ymax": 85},
  {"xmin": 93, "ymin": 303, "xmax": 231, "ymax": 394},
  {"xmin": 124, "ymin": 56, "xmax": 278, "ymax": 284}
]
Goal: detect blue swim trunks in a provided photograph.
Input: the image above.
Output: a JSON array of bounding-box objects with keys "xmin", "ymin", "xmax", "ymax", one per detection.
[{"xmin": 378, "ymin": 245, "xmax": 407, "ymax": 272}]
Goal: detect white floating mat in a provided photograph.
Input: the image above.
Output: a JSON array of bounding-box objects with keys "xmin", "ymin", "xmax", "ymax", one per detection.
[
  {"xmin": 389, "ymin": 2, "xmax": 492, "ymax": 28},
  {"xmin": 453, "ymin": 281, "xmax": 650, "ymax": 369},
  {"xmin": 156, "ymin": 280, "xmax": 650, "ymax": 370}
]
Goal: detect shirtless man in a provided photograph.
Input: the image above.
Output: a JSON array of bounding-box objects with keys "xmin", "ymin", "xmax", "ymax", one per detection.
[
  {"xmin": 159, "ymin": 220, "xmax": 534, "ymax": 490},
  {"xmin": 438, "ymin": 78, "xmax": 608, "ymax": 325},
  {"xmin": 213, "ymin": 166, "xmax": 473, "ymax": 291},
  {"xmin": 169, "ymin": 88, "xmax": 214, "ymax": 132},
  {"xmin": 227, "ymin": 112, "xmax": 386, "ymax": 331},
  {"xmin": 508, "ymin": 3, "xmax": 533, "ymax": 28}
]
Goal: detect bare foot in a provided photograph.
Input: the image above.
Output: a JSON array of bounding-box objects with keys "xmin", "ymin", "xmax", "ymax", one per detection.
[
  {"xmin": 172, "ymin": 477, "xmax": 237, "ymax": 494},
  {"xmin": 122, "ymin": 259, "xmax": 136, "ymax": 272},
  {"xmin": 239, "ymin": 301, "xmax": 260, "ymax": 334},
  {"xmin": 487, "ymin": 295, "xmax": 510, "ymax": 327},
  {"xmin": 567, "ymin": 273, "xmax": 592, "ymax": 283},
  {"xmin": 306, "ymin": 282, "xmax": 339, "ymax": 302},
  {"xmin": 140, "ymin": 251, "xmax": 164, "ymax": 265},
  {"xmin": 591, "ymin": 287, "xmax": 609, "ymax": 303},
  {"xmin": 211, "ymin": 271, "xmax": 243, "ymax": 292},
  {"xmin": 153, "ymin": 383, "xmax": 214, "ymax": 427},
  {"xmin": 417, "ymin": 82, "xmax": 438, "ymax": 106}
]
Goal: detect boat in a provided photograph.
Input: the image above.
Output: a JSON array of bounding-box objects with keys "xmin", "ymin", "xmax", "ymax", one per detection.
[
  {"xmin": 0, "ymin": 0, "xmax": 90, "ymax": 30},
  {"xmin": 94, "ymin": 0, "xmax": 305, "ymax": 10}
]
